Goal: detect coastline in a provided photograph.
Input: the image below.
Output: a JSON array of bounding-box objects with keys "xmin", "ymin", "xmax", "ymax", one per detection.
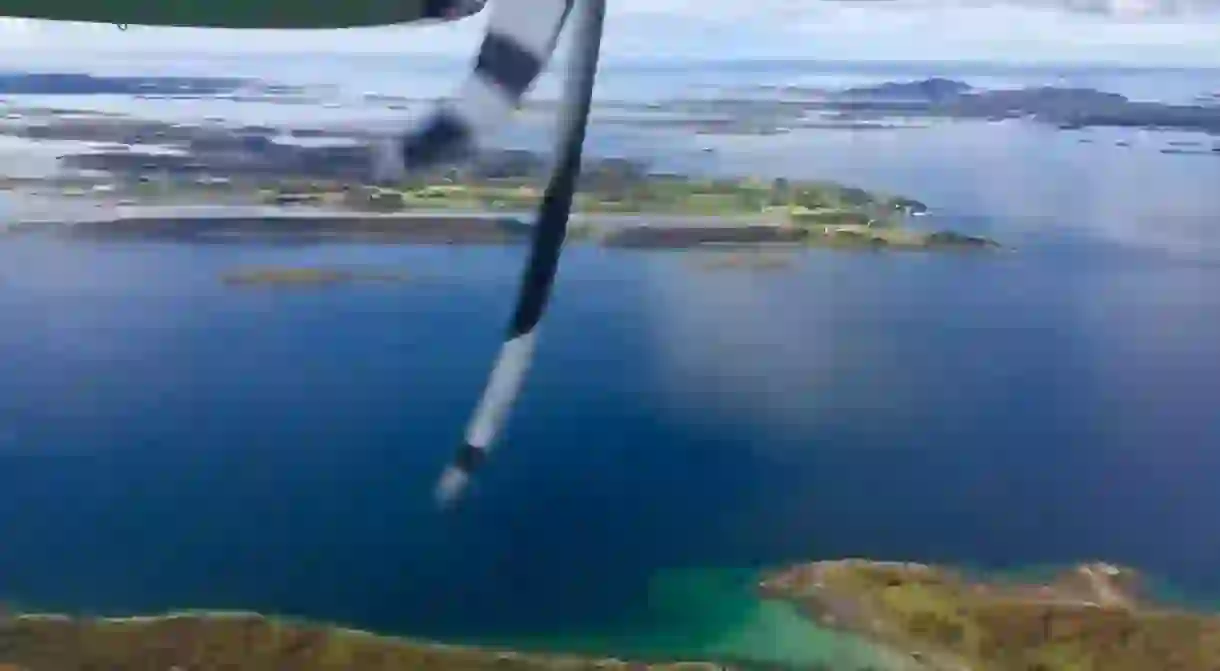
[
  {"xmin": 7, "ymin": 559, "xmax": 1216, "ymax": 671},
  {"xmin": 759, "ymin": 559, "xmax": 1220, "ymax": 671},
  {"xmin": 1, "ymin": 210, "xmax": 1003, "ymax": 253},
  {"xmin": 0, "ymin": 610, "xmax": 724, "ymax": 671},
  {"xmin": 0, "ymin": 568, "xmax": 895, "ymax": 671}
]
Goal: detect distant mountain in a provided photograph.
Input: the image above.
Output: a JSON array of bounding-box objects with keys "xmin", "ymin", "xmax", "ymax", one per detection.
[
  {"xmin": 837, "ymin": 77, "xmax": 972, "ymax": 102},
  {"xmin": 821, "ymin": 78, "xmax": 1220, "ymax": 134}
]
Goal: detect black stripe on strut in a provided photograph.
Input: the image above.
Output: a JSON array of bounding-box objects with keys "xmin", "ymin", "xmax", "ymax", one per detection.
[
  {"xmin": 476, "ymin": 31, "xmax": 546, "ymax": 98},
  {"xmin": 454, "ymin": 442, "xmax": 488, "ymax": 474},
  {"xmin": 422, "ymin": 0, "xmax": 453, "ymax": 17},
  {"xmin": 422, "ymin": 0, "xmax": 487, "ymax": 19},
  {"xmin": 507, "ymin": 4, "xmax": 603, "ymax": 338},
  {"xmin": 437, "ymin": 0, "xmax": 605, "ymax": 507},
  {"xmin": 402, "ymin": 112, "xmax": 474, "ymax": 168}
]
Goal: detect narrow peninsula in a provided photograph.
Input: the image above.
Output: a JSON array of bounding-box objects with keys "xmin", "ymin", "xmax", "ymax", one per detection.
[
  {"xmin": 8, "ymin": 152, "xmax": 1001, "ymax": 253},
  {"xmin": 760, "ymin": 559, "xmax": 1220, "ymax": 671}
]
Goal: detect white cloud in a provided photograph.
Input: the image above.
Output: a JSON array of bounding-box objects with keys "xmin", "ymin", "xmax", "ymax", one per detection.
[{"xmin": 0, "ymin": 0, "xmax": 1218, "ymax": 65}]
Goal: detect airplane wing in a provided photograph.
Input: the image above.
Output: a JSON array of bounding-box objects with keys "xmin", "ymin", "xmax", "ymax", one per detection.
[{"xmin": 0, "ymin": 0, "xmax": 486, "ymax": 28}]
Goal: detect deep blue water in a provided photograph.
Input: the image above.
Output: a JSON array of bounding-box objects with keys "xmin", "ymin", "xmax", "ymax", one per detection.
[{"xmin": 3, "ymin": 63, "xmax": 1220, "ymax": 665}]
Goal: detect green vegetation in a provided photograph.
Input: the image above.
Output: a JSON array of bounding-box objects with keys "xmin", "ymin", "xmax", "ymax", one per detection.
[
  {"xmin": 15, "ymin": 559, "xmax": 1200, "ymax": 671},
  {"xmin": 760, "ymin": 560, "xmax": 1220, "ymax": 671},
  {"xmin": 12, "ymin": 167, "xmax": 1002, "ymax": 252},
  {"xmin": 264, "ymin": 174, "xmax": 928, "ymax": 227},
  {"xmin": 0, "ymin": 612, "xmax": 724, "ymax": 671},
  {"xmin": 252, "ymin": 173, "xmax": 1004, "ymax": 252}
]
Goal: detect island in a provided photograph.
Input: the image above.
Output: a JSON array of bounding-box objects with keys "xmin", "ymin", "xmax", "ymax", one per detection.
[
  {"xmin": 6, "ymin": 141, "xmax": 1002, "ymax": 252},
  {"xmin": 668, "ymin": 78, "xmax": 1220, "ymax": 137},
  {"xmin": 0, "ymin": 76, "xmax": 1020, "ymax": 252},
  {"xmin": 760, "ymin": 559, "xmax": 1220, "ymax": 671}
]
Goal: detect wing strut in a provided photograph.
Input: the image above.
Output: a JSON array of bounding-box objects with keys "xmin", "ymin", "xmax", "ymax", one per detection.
[{"xmin": 435, "ymin": 0, "xmax": 607, "ymax": 506}]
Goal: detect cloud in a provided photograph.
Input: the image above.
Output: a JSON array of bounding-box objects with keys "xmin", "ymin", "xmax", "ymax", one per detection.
[{"xmin": 772, "ymin": 2, "xmax": 1220, "ymax": 63}]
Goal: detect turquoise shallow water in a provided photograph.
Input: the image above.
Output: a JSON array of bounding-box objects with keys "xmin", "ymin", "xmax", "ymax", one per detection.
[{"xmin": 475, "ymin": 567, "xmax": 884, "ymax": 669}]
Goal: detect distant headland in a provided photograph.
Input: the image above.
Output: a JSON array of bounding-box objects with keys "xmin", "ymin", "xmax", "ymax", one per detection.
[
  {"xmin": 822, "ymin": 78, "xmax": 1220, "ymax": 136},
  {"xmin": 663, "ymin": 77, "xmax": 1220, "ymax": 139},
  {"xmin": 0, "ymin": 73, "xmax": 301, "ymax": 97}
]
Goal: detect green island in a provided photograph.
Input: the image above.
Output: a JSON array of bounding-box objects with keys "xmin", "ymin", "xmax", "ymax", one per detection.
[
  {"xmin": 255, "ymin": 175, "xmax": 1000, "ymax": 252},
  {"xmin": 4, "ymin": 559, "xmax": 1218, "ymax": 671},
  {"xmin": 9, "ymin": 167, "xmax": 1004, "ymax": 252},
  {"xmin": 257, "ymin": 174, "xmax": 924, "ymax": 218}
]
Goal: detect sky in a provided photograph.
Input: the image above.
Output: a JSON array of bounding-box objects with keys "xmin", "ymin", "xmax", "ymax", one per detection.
[{"xmin": 0, "ymin": 0, "xmax": 1219, "ymax": 67}]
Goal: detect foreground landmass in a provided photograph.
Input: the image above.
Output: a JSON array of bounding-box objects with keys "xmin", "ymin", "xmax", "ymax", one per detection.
[
  {"xmin": 0, "ymin": 612, "xmax": 723, "ymax": 671},
  {"xmin": 5, "ymin": 560, "xmax": 1217, "ymax": 671},
  {"xmin": 761, "ymin": 559, "xmax": 1220, "ymax": 671}
]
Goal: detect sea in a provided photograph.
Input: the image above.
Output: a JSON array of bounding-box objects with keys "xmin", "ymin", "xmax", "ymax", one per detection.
[{"xmin": 1, "ymin": 52, "xmax": 1220, "ymax": 669}]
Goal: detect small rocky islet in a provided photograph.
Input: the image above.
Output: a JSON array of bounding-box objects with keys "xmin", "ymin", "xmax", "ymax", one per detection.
[{"xmin": 219, "ymin": 266, "xmax": 412, "ymax": 287}]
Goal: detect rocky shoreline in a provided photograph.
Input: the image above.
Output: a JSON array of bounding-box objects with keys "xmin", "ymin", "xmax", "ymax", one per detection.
[
  {"xmin": 14, "ymin": 214, "xmax": 535, "ymax": 245},
  {"xmin": 2, "ymin": 213, "xmax": 1002, "ymax": 253}
]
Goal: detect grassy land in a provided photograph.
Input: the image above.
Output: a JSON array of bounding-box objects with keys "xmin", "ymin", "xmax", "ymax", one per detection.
[
  {"xmin": 0, "ymin": 612, "xmax": 724, "ymax": 671},
  {"xmin": 257, "ymin": 177, "xmax": 1005, "ymax": 252},
  {"xmin": 761, "ymin": 560, "xmax": 1220, "ymax": 671},
  {"xmin": 14, "ymin": 172, "xmax": 1003, "ymax": 251},
  {"xmin": 263, "ymin": 176, "xmax": 927, "ymax": 227}
]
